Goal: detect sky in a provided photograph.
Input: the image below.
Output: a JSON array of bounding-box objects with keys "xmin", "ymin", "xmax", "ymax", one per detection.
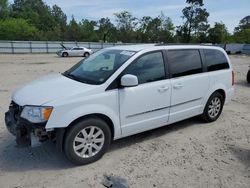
[{"xmin": 12, "ymin": 0, "xmax": 250, "ymax": 33}]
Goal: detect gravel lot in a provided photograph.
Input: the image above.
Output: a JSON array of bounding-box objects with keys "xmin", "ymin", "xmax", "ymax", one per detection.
[{"xmin": 0, "ymin": 54, "xmax": 249, "ymax": 188}]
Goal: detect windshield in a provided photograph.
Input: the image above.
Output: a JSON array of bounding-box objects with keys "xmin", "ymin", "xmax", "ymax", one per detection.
[{"xmin": 63, "ymin": 49, "xmax": 136, "ymax": 85}]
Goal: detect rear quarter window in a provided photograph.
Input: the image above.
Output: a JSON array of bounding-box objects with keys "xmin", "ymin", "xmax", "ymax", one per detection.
[{"xmin": 204, "ymin": 49, "xmax": 229, "ymax": 71}]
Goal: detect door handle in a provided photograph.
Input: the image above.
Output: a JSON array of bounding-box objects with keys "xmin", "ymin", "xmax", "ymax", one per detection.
[
  {"xmin": 158, "ymin": 86, "xmax": 169, "ymax": 92},
  {"xmin": 173, "ymin": 83, "xmax": 183, "ymax": 89}
]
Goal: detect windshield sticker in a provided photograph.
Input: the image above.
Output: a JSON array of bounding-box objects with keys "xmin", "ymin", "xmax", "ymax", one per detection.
[{"xmin": 120, "ymin": 51, "xmax": 135, "ymax": 56}]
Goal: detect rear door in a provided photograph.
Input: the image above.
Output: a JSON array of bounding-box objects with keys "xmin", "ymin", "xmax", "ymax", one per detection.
[
  {"xmin": 167, "ymin": 49, "xmax": 210, "ymax": 122},
  {"xmin": 77, "ymin": 48, "xmax": 84, "ymax": 56},
  {"xmin": 119, "ymin": 51, "xmax": 171, "ymax": 136}
]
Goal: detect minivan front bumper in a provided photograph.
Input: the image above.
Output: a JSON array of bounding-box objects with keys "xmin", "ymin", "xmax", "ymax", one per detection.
[
  {"xmin": 4, "ymin": 101, "xmax": 47, "ymax": 146},
  {"xmin": 5, "ymin": 110, "xmax": 32, "ymax": 146}
]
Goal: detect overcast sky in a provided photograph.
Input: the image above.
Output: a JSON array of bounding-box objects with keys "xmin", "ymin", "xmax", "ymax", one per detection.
[{"xmin": 17, "ymin": 0, "xmax": 250, "ymax": 33}]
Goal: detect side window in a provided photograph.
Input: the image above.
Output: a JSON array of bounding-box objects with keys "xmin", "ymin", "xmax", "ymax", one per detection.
[
  {"xmin": 123, "ymin": 51, "xmax": 166, "ymax": 84},
  {"xmin": 204, "ymin": 49, "xmax": 229, "ymax": 71},
  {"xmin": 168, "ymin": 50, "xmax": 202, "ymax": 78}
]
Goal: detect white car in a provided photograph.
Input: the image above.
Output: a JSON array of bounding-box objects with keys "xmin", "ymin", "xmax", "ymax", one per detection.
[
  {"xmin": 56, "ymin": 44, "xmax": 92, "ymax": 57},
  {"xmin": 5, "ymin": 44, "xmax": 234, "ymax": 165}
]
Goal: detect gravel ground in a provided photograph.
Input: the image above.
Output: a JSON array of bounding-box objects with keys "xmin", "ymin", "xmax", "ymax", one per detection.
[{"xmin": 0, "ymin": 54, "xmax": 249, "ymax": 188}]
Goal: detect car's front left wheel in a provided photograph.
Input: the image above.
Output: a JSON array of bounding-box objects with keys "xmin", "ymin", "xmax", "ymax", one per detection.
[{"xmin": 64, "ymin": 118, "xmax": 111, "ymax": 165}]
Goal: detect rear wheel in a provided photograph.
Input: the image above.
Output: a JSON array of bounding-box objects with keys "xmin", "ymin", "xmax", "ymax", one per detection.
[
  {"xmin": 64, "ymin": 118, "xmax": 111, "ymax": 165},
  {"xmin": 84, "ymin": 52, "xmax": 90, "ymax": 57},
  {"xmin": 201, "ymin": 92, "xmax": 224, "ymax": 122},
  {"xmin": 247, "ymin": 69, "xmax": 250, "ymax": 83}
]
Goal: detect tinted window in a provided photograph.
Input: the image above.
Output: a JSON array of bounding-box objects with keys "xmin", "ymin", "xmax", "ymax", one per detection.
[
  {"xmin": 168, "ymin": 50, "xmax": 202, "ymax": 78},
  {"xmin": 204, "ymin": 49, "xmax": 229, "ymax": 71},
  {"xmin": 123, "ymin": 52, "xmax": 166, "ymax": 84},
  {"xmin": 72, "ymin": 48, "xmax": 83, "ymax": 50}
]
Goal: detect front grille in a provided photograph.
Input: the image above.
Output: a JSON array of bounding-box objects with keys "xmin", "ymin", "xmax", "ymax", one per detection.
[{"xmin": 9, "ymin": 101, "xmax": 22, "ymax": 121}]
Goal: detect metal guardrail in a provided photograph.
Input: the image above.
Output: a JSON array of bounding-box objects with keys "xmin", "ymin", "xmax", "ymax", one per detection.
[
  {"xmin": 0, "ymin": 41, "xmax": 136, "ymax": 54},
  {"xmin": 0, "ymin": 41, "xmax": 249, "ymax": 54}
]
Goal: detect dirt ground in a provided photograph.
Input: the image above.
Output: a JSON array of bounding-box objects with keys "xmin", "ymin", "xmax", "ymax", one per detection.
[{"xmin": 0, "ymin": 54, "xmax": 249, "ymax": 188}]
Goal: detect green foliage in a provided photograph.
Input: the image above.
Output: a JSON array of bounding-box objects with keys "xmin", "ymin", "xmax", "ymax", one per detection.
[
  {"xmin": 114, "ymin": 11, "xmax": 138, "ymax": 42},
  {"xmin": 11, "ymin": 0, "xmax": 56, "ymax": 32},
  {"xmin": 208, "ymin": 22, "xmax": 230, "ymax": 44},
  {"xmin": 0, "ymin": 18, "xmax": 38, "ymax": 40},
  {"xmin": 235, "ymin": 16, "xmax": 250, "ymax": 32},
  {"xmin": 97, "ymin": 17, "xmax": 116, "ymax": 42},
  {"xmin": 178, "ymin": 0, "xmax": 209, "ymax": 42},
  {"xmin": 0, "ymin": 0, "xmax": 10, "ymax": 18},
  {"xmin": 0, "ymin": 0, "xmax": 248, "ymax": 44},
  {"xmin": 137, "ymin": 12, "xmax": 174, "ymax": 43},
  {"xmin": 233, "ymin": 16, "xmax": 250, "ymax": 43},
  {"xmin": 233, "ymin": 29, "xmax": 250, "ymax": 43}
]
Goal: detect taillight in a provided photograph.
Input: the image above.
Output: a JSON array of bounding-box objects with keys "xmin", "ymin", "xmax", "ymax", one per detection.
[{"xmin": 232, "ymin": 70, "xmax": 235, "ymax": 86}]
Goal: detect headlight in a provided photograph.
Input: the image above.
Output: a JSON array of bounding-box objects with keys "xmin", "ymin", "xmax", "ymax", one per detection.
[{"xmin": 21, "ymin": 106, "xmax": 53, "ymax": 123}]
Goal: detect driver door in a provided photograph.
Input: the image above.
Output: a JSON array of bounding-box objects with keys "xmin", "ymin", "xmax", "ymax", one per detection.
[{"xmin": 119, "ymin": 51, "xmax": 171, "ymax": 136}]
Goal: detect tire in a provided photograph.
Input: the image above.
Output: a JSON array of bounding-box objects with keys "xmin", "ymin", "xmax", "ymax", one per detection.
[
  {"xmin": 201, "ymin": 92, "xmax": 224, "ymax": 122},
  {"xmin": 84, "ymin": 52, "xmax": 90, "ymax": 57},
  {"xmin": 64, "ymin": 118, "xmax": 111, "ymax": 165},
  {"xmin": 247, "ymin": 69, "xmax": 250, "ymax": 83},
  {"xmin": 62, "ymin": 52, "xmax": 68, "ymax": 57}
]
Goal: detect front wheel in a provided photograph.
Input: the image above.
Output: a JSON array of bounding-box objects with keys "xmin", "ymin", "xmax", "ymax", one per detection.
[
  {"xmin": 201, "ymin": 92, "xmax": 224, "ymax": 122},
  {"xmin": 62, "ymin": 52, "xmax": 68, "ymax": 57},
  {"xmin": 64, "ymin": 118, "xmax": 111, "ymax": 165}
]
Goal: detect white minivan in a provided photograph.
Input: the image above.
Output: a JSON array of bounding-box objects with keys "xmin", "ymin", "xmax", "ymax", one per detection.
[{"xmin": 5, "ymin": 44, "xmax": 234, "ymax": 165}]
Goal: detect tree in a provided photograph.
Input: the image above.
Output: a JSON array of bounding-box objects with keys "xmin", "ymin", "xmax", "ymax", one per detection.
[
  {"xmin": 158, "ymin": 12, "xmax": 175, "ymax": 42},
  {"xmin": 67, "ymin": 16, "xmax": 81, "ymax": 41},
  {"xmin": 178, "ymin": 0, "xmax": 209, "ymax": 42},
  {"xmin": 123, "ymin": 12, "xmax": 175, "ymax": 43},
  {"xmin": 11, "ymin": 0, "xmax": 56, "ymax": 32},
  {"xmin": 50, "ymin": 5, "xmax": 67, "ymax": 40},
  {"xmin": 208, "ymin": 22, "xmax": 229, "ymax": 44},
  {"xmin": 0, "ymin": 0, "xmax": 9, "ymax": 18},
  {"xmin": 114, "ymin": 11, "xmax": 137, "ymax": 42},
  {"xmin": 233, "ymin": 29, "xmax": 250, "ymax": 43},
  {"xmin": 233, "ymin": 16, "xmax": 250, "ymax": 43},
  {"xmin": 79, "ymin": 19, "xmax": 98, "ymax": 42},
  {"xmin": 0, "ymin": 18, "xmax": 38, "ymax": 40},
  {"xmin": 51, "ymin": 5, "xmax": 67, "ymax": 27},
  {"xmin": 140, "ymin": 15, "xmax": 174, "ymax": 43},
  {"xmin": 235, "ymin": 16, "xmax": 250, "ymax": 32},
  {"xmin": 97, "ymin": 17, "xmax": 116, "ymax": 42}
]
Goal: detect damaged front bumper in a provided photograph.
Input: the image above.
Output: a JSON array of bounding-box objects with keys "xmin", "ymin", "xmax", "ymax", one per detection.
[{"xmin": 4, "ymin": 101, "xmax": 52, "ymax": 147}]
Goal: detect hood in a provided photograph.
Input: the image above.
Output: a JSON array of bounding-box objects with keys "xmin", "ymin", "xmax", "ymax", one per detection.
[
  {"xmin": 12, "ymin": 74, "xmax": 97, "ymax": 106},
  {"xmin": 60, "ymin": 43, "xmax": 69, "ymax": 50}
]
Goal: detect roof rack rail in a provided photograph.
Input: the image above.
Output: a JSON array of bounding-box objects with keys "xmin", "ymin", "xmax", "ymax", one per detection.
[{"xmin": 154, "ymin": 43, "xmax": 213, "ymax": 46}]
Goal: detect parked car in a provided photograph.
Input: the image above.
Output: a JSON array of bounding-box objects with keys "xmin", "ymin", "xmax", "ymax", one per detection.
[
  {"xmin": 247, "ymin": 66, "xmax": 250, "ymax": 83},
  {"xmin": 56, "ymin": 44, "xmax": 92, "ymax": 57},
  {"xmin": 5, "ymin": 44, "xmax": 234, "ymax": 165}
]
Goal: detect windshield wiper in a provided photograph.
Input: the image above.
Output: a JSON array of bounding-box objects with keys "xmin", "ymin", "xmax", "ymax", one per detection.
[{"xmin": 62, "ymin": 72, "xmax": 87, "ymax": 83}]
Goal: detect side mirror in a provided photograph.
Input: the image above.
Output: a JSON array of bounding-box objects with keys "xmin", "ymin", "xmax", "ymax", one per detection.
[{"xmin": 121, "ymin": 74, "xmax": 138, "ymax": 87}]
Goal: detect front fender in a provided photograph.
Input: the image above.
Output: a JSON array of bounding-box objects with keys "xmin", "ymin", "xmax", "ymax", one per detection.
[{"xmin": 46, "ymin": 104, "xmax": 121, "ymax": 139}]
